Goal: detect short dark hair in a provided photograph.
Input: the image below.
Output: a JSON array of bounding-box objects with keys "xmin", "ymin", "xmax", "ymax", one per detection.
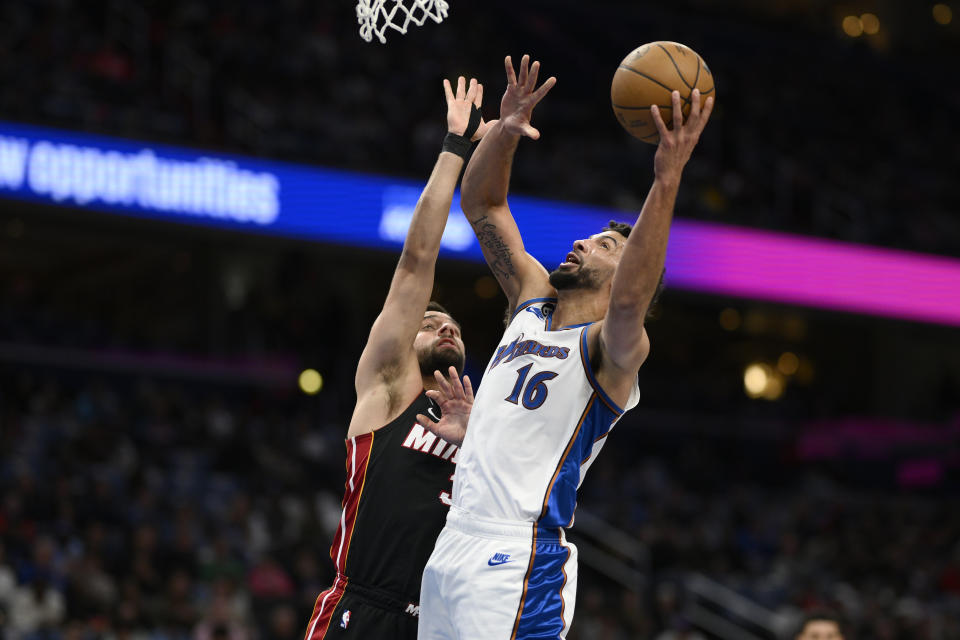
[
  {"xmin": 797, "ymin": 611, "xmax": 844, "ymax": 636},
  {"xmin": 603, "ymin": 220, "xmax": 633, "ymax": 238},
  {"xmin": 426, "ymin": 300, "xmax": 451, "ymax": 316},
  {"xmin": 425, "ymin": 301, "xmax": 460, "ymax": 329},
  {"xmin": 603, "ymin": 221, "xmax": 665, "ymax": 321}
]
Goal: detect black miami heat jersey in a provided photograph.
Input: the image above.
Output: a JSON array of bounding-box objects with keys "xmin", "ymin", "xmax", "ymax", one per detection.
[{"xmin": 327, "ymin": 390, "xmax": 458, "ymax": 599}]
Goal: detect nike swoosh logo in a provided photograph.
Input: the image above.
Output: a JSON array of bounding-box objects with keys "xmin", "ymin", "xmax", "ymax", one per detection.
[
  {"xmin": 487, "ymin": 558, "xmax": 512, "ymax": 566},
  {"xmin": 426, "ymin": 407, "xmax": 441, "ymax": 422}
]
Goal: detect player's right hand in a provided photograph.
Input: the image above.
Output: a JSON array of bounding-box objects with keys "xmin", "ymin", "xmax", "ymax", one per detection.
[
  {"xmin": 445, "ymin": 76, "xmax": 492, "ymax": 141},
  {"xmin": 650, "ymin": 88, "xmax": 714, "ymax": 183},
  {"xmin": 417, "ymin": 366, "xmax": 474, "ymax": 447},
  {"xmin": 500, "ymin": 54, "xmax": 556, "ymax": 140}
]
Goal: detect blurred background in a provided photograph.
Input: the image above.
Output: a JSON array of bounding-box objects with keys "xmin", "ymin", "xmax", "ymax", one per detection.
[{"xmin": 0, "ymin": 0, "xmax": 958, "ymax": 639}]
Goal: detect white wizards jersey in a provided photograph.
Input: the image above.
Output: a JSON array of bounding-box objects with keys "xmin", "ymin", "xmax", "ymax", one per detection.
[{"xmin": 452, "ymin": 298, "xmax": 640, "ymax": 527}]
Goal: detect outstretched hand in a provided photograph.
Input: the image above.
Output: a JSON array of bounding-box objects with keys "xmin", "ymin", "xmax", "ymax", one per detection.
[
  {"xmin": 500, "ymin": 54, "xmax": 557, "ymax": 140},
  {"xmin": 416, "ymin": 366, "xmax": 474, "ymax": 447},
  {"xmin": 444, "ymin": 76, "xmax": 493, "ymax": 141},
  {"xmin": 650, "ymin": 88, "xmax": 714, "ymax": 183}
]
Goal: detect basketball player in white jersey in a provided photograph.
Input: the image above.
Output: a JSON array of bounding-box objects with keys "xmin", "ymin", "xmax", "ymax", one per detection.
[{"xmin": 416, "ymin": 55, "xmax": 713, "ymax": 639}]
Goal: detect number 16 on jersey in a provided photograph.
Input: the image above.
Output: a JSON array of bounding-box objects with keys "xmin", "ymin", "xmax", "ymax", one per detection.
[{"xmin": 504, "ymin": 364, "xmax": 558, "ymax": 410}]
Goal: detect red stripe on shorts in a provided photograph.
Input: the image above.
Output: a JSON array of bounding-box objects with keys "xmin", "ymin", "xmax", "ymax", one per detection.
[{"xmin": 303, "ymin": 575, "xmax": 347, "ymax": 640}]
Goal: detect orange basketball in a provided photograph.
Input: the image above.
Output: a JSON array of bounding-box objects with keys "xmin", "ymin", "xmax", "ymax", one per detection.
[{"xmin": 611, "ymin": 41, "xmax": 716, "ymax": 144}]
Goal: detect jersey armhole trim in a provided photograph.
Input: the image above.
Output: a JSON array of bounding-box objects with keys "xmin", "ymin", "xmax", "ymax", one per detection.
[
  {"xmin": 348, "ymin": 389, "xmax": 427, "ymax": 442},
  {"xmin": 552, "ymin": 321, "xmax": 592, "ymax": 331},
  {"xmin": 579, "ymin": 327, "xmax": 624, "ymax": 415},
  {"xmin": 510, "ymin": 297, "xmax": 558, "ymax": 323}
]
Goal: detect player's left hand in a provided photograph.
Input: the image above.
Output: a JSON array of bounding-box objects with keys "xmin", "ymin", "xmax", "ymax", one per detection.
[
  {"xmin": 650, "ymin": 88, "xmax": 714, "ymax": 183},
  {"xmin": 417, "ymin": 366, "xmax": 474, "ymax": 447},
  {"xmin": 444, "ymin": 76, "xmax": 493, "ymax": 141},
  {"xmin": 499, "ymin": 54, "xmax": 556, "ymax": 140}
]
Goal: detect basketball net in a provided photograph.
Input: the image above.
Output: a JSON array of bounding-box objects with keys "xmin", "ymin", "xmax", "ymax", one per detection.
[{"xmin": 357, "ymin": 0, "xmax": 448, "ymax": 43}]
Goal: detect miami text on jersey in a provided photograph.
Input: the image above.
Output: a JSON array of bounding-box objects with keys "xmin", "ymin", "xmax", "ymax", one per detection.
[
  {"xmin": 490, "ymin": 332, "xmax": 571, "ymax": 370},
  {"xmin": 401, "ymin": 424, "xmax": 460, "ymax": 462}
]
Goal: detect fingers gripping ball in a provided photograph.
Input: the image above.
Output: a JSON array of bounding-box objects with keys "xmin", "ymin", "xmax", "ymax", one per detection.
[{"xmin": 611, "ymin": 41, "xmax": 716, "ymax": 144}]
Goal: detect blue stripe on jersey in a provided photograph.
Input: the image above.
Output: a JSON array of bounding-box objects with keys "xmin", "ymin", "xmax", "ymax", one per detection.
[
  {"xmin": 553, "ymin": 321, "xmax": 592, "ymax": 331},
  {"xmin": 579, "ymin": 327, "xmax": 624, "ymax": 415},
  {"xmin": 511, "ymin": 297, "xmax": 558, "ymax": 322},
  {"xmin": 513, "ymin": 531, "xmax": 572, "ymax": 639},
  {"xmin": 539, "ymin": 394, "xmax": 619, "ymax": 528}
]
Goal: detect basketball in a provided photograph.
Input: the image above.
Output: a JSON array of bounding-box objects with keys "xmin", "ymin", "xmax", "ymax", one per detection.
[{"xmin": 611, "ymin": 41, "xmax": 716, "ymax": 143}]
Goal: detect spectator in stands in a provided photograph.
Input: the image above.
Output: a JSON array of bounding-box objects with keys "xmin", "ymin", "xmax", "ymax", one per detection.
[
  {"xmin": 796, "ymin": 612, "xmax": 845, "ymax": 640},
  {"xmin": 8, "ymin": 576, "xmax": 65, "ymax": 640}
]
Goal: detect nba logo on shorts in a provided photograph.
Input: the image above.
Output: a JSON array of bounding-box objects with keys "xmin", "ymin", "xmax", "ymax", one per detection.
[{"xmin": 340, "ymin": 610, "xmax": 351, "ymax": 629}]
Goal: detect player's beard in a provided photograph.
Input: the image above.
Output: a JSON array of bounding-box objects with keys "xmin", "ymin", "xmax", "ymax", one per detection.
[
  {"xmin": 418, "ymin": 344, "xmax": 465, "ymax": 378},
  {"xmin": 548, "ymin": 264, "xmax": 602, "ymax": 291}
]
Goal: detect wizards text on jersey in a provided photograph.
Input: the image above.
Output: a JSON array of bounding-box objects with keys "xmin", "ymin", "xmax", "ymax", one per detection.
[{"xmin": 490, "ymin": 332, "xmax": 571, "ymax": 370}]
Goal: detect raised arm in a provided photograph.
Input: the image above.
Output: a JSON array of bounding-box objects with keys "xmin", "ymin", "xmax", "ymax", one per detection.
[
  {"xmin": 461, "ymin": 55, "xmax": 557, "ymax": 312},
  {"xmin": 600, "ymin": 89, "xmax": 714, "ymax": 375},
  {"xmin": 355, "ymin": 77, "xmax": 486, "ymax": 396}
]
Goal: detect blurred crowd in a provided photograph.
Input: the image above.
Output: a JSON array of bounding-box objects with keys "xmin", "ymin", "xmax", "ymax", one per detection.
[
  {"xmin": 575, "ymin": 436, "xmax": 960, "ymax": 639},
  {"xmin": 2, "ymin": 371, "xmax": 958, "ymax": 640},
  {"xmin": 0, "ymin": 0, "xmax": 957, "ymax": 256},
  {"xmin": 0, "ymin": 372, "xmax": 345, "ymax": 640}
]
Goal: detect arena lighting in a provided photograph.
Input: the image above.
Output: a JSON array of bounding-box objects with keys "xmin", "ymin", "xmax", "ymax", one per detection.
[
  {"xmin": 842, "ymin": 15, "xmax": 864, "ymax": 37},
  {"xmin": 473, "ymin": 276, "xmax": 499, "ymax": 299},
  {"xmin": 762, "ymin": 372, "xmax": 785, "ymax": 400},
  {"xmin": 299, "ymin": 369, "xmax": 323, "ymax": 395},
  {"xmin": 933, "ymin": 3, "xmax": 953, "ymax": 25},
  {"xmin": 743, "ymin": 362, "xmax": 785, "ymax": 401},
  {"xmin": 777, "ymin": 352, "xmax": 800, "ymax": 376},
  {"xmin": 1, "ymin": 121, "xmax": 959, "ymax": 327},
  {"xmin": 860, "ymin": 13, "xmax": 881, "ymax": 35},
  {"xmin": 743, "ymin": 363, "xmax": 770, "ymax": 398},
  {"xmin": 718, "ymin": 308, "xmax": 741, "ymax": 331}
]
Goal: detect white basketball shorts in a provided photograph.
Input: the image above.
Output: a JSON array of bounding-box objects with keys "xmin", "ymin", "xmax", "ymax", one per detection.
[{"xmin": 418, "ymin": 506, "xmax": 578, "ymax": 640}]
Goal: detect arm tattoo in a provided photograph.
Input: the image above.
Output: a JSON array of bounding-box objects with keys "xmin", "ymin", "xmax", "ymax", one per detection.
[{"xmin": 471, "ymin": 215, "xmax": 517, "ymax": 280}]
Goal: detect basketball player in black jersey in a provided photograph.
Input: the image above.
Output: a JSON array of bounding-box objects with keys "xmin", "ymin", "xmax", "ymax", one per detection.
[{"xmin": 302, "ymin": 77, "xmax": 490, "ymax": 640}]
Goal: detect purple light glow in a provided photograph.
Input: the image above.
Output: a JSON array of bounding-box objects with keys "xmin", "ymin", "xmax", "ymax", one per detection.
[
  {"xmin": 897, "ymin": 460, "xmax": 944, "ymax": 488},
  {"xmin": 666, "ymin": 220, "xmax": 960, "ymax": 326}
]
